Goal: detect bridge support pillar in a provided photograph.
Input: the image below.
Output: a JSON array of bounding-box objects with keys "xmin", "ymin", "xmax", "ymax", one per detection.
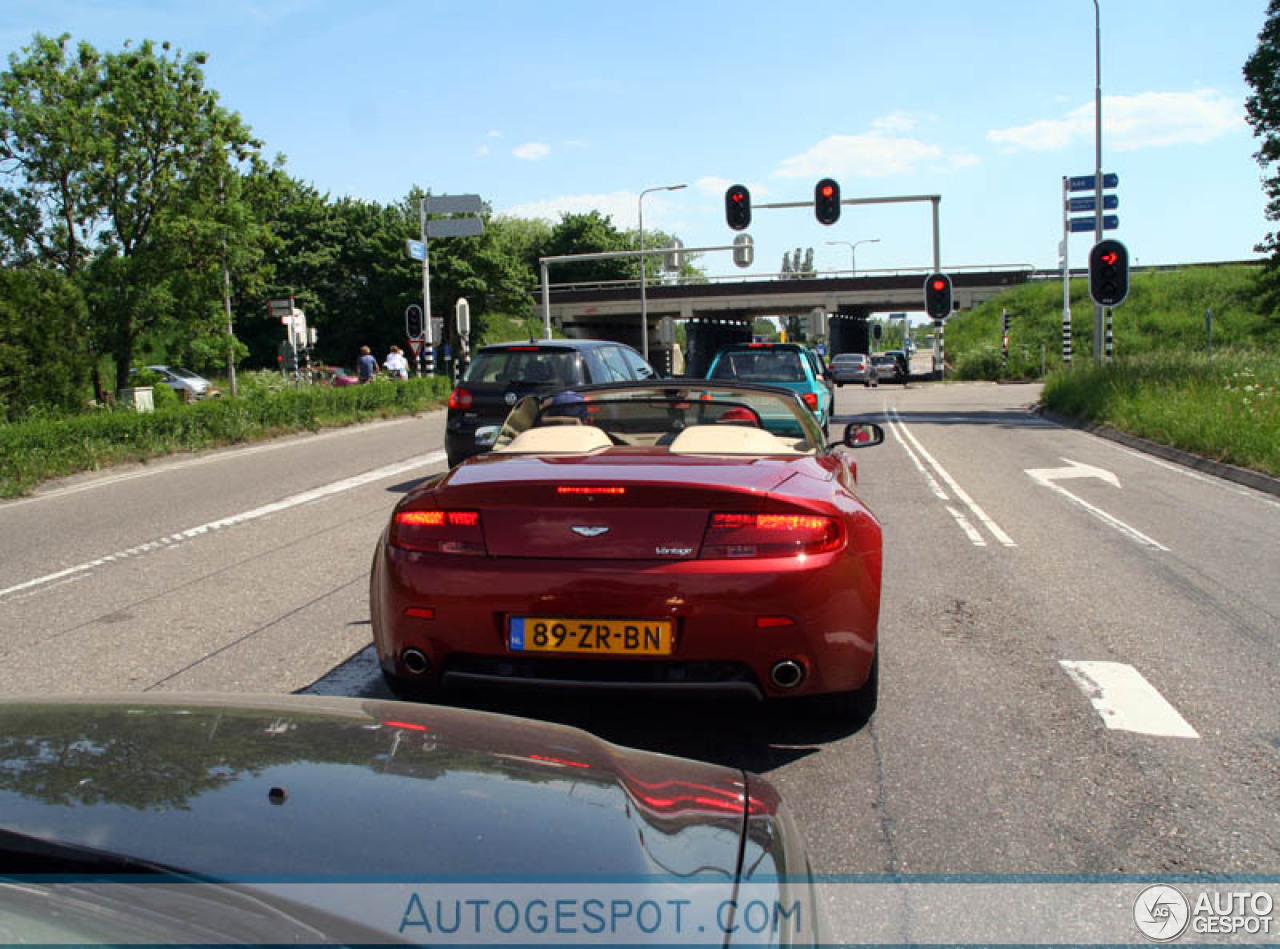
[
  {"xmin": 684, "ymin": 315, "xmax": 752, "ymax": 378},
  {"xmin": 829, "ymin": 307, "xmax": 874, "ymax": 357}
]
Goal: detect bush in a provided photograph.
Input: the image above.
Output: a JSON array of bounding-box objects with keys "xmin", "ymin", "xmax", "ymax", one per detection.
[
  {"xmin": 0, "ymin": 269, "xmax": 93, "ymax": 421},
  {"xmin": 0, "ymin": 375, "xmax": 451, "ymax": 497}
]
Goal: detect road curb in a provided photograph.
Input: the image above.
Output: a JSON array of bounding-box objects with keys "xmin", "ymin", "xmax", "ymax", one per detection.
[{"xmin": 1035, "ymin": 407, "xmax": 1280, "ymax": 499}]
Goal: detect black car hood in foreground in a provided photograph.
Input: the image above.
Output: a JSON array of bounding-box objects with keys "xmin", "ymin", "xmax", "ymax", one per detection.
[{"xmin": 0, "ymin": 693, "xmax": 775, "ymax": 879}]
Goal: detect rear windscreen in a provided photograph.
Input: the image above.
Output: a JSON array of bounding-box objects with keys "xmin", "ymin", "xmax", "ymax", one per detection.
[
  {"xmin": 464, "ymin": 349, "xmax": 584, "ymax": 386},
  {"xmin": 709, "ymin": 351, "xmax": 807, "ymax": 383}
]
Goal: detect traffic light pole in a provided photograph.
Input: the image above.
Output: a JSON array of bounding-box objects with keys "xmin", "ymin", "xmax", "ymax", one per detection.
[{"xmin": 755, "ymin": 194, "xmax": 942, "ymax": 273}]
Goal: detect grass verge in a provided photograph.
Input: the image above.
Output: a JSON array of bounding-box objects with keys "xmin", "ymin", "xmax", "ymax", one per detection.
[
  {"xmin": 0, "ymin": 376, "xmax": 450, "ymax": 498},
  {"xmin": 1040, "ymin": 350, "xmax": 1280, "ymax": 477}
]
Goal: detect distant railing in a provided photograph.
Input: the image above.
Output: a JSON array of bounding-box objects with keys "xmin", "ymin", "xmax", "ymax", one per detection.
[{"xmin": 536, "ymin": 263, "xmax": 1039, "ymax": 295}]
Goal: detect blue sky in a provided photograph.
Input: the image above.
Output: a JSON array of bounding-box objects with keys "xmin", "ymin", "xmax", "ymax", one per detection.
[{"xmin": 1, "ymin": 0, "xmax": 1271, "ymax": 287}]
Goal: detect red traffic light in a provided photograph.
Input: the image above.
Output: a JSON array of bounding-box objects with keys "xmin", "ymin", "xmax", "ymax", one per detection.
[
  {"xmin": 725, "ymin": 184, "xmax": 751, "ymax": 231},
  {"xmin": 931, "ymin": 278, "xmax": 947, "ymax": 291},
  {"xmin": 1101, "ymin": 251, "xmax": 1118, "ymax": 267},
  {"xmin": 814, "ymin": 178, "xmax": 841, "ymax": 225}
]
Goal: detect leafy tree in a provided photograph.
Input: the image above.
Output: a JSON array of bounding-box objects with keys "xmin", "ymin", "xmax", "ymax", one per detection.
[
  {"xmin": 0, "ymin": 268, "xmax": 91, "ymax": 420},
  {"xmin": 544, "ymin": 210, "xmax": 633, "ymax": 285},
  {"xmin": 780, "ymin": 253, "xmax": 793, "ymax": 277},
  {"xmin": 0, "ymin": 34, "xmax": 261, "ymax": 392},
  {"xmin": 1245, "ymin": 0, "xmax": 1280, "ymax": 313}
]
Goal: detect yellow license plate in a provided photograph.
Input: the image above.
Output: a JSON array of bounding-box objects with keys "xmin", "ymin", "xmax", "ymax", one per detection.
[{"xmin": 509, "ymin": 617, "xmax": 672, "ymax": 655}]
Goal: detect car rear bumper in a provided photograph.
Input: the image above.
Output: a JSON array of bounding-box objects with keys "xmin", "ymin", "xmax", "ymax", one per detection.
[{"xmin": 371, "ymin": 542, "xmax": 880, "ymax": 699}]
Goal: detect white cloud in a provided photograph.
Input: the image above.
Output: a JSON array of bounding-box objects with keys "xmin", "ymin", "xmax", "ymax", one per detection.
[
  {"xmin": 872, "ymin": 112, "xmax": 917, "ymax": 133},
  {"xmin": 774, "ymin": 133, "xmax": 943, "ymax": 179},
  {"xmin": 987, "ymin": 90, "xmax": 1244, "ymax": 152},
  {"xmin": 487, "ymin": 130, "xmax": 502, "ymax": 138},
  {"xmin": 501, "ymin": 190, "xmax": 683, "ymax": 229},
  {"xmin": 513, "ymin": 142, "xmax": 551, "ymax": 161}
]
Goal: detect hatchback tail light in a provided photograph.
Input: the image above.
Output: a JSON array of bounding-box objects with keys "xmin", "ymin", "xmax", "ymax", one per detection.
[
  {"xmin": 801, "ymin": 392, "xmax": 819, "ymax": 411},
  {"xmin": 448, "ymin": 387, "xmax": 473, "ymax": 410},
  {"xmin": 700, "ymin": 512, "xmax": 843, "ymax": 559},
  {"xmin": 390, "ymin": 510, "xmax": 486, "ymax": 555}
]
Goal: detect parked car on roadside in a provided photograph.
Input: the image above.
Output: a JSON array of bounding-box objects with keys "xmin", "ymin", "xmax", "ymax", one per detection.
[
  {"xmin": 131, "ymin": 365, "xmax": 218, "ymax": 399},
  {"xmin": 310, "ymin": 365, "xmax": 359, "ymax": 387},
  {"xmin": 445, "ymin": 339, "xmax": 657, "ymax": 468},
  {"xmin": 829, "ymin": 352, "xmax": 876, "ymax": 387}
]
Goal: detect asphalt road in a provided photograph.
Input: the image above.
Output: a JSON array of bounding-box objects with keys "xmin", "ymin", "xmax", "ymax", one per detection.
[{"xmin": 1, "ymin": 380, "xmax": 1277, "ymax": 874}]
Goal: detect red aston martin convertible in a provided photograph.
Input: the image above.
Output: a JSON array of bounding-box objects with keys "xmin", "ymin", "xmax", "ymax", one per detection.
[{"xmin": 370, "ymin": 382, "xmax": 884, "ymax": 721}]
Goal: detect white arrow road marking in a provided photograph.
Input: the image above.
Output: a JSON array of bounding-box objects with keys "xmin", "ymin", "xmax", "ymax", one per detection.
[
  {"xmin": 890, "ymin": 410, "xmax": 1016, "ymax": 547},
  {"xmin": 0, "ymin": 451, "xmax": 446, "ymax": 602},
  {"xmin": 1059, "ymin": 660, "xmax": 1199, "ymax": 738},
  {"xmin": 1026, "ymin": 457, "xmax": 1168, "ymax": 551}
]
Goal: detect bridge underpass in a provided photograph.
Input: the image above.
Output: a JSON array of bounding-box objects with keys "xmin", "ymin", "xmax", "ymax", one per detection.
[{"xmin": 537, "ymin": 267, "xmax": 1032, "ymax": 375}]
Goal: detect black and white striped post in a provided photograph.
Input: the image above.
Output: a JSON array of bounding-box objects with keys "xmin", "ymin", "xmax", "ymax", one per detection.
[
  {"xmin": 1104, "ymin": 308, "xmax": 1114, "ymax": 361},
  {"xmin": 1062, "ymin": 313, "xmax": 1073, "ymax": 365},
  {"xmin": 422, "ymin": 344, "xmax": 435, "ymax": 376}
]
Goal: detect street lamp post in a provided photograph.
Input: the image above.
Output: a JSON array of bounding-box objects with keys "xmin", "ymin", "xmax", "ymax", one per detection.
[
  {"xmin": 826, "ymin": 238, "xmax": 880, "ymax": 276},
  {"xmin": 638, "ymin": 183, "xmax": 686, "ymax": 361}
]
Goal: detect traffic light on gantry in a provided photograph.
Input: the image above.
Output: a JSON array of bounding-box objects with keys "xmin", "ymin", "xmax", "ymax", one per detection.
[
  {"xmin": 1088, "ymin": 239, "xmax": 1130, "ymax": 307},
  {"xmin": 725, "ymin": 184, "xmax": 751, "ymax": 231},
  {"xmin": 814, "ymin": 178, "xmax": 841, "ymax": 225},
  {"xmin": 924, "ymin": 273, "xmax": 952, "ymax": 320}
]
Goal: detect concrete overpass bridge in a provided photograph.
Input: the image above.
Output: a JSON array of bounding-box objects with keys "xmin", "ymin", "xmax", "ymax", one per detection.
[{"xmin": 538, "ymin": 265, "xmax": 1036, "ymax": 375}]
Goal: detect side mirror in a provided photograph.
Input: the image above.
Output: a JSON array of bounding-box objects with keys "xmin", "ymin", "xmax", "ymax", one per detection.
[
  {"xmin": 474, "ymin": 426, "xmax": 501, "ymax": 448},
  {"xmin": 842, "ymin": 422, "xmax": 885, "ymax": 448}
]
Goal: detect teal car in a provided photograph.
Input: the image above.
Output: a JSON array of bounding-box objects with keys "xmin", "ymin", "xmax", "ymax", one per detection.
[{"xmin": 705, "ymin": 342, "xmax": 834, "ymax": 436}]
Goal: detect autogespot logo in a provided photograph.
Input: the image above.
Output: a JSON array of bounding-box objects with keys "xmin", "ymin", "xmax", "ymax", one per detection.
[{"xmin": 1134, "ymin": 884, "xmax": 1191, "ymax": 942}]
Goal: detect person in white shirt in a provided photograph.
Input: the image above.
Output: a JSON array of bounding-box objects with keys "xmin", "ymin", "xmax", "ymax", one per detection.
[{"xmin": 384, "ymin": 345, "xmax": 409, "ymax": 380}]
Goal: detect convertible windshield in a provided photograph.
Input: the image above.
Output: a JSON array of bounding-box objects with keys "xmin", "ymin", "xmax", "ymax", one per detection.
[{"xmin": 491, "ymin": 384, "xmax": 824, "ymax": 453}]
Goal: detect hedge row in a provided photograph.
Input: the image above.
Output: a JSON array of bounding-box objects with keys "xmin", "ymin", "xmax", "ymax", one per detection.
[{"xmin": 0, "ymin": 377, "xmax": 450, "ymax": 498}]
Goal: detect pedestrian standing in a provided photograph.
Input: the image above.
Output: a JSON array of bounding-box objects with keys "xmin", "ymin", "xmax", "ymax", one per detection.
[
  {"xmin": 357, "ymin": 345, "xmax": 379, "ymax": 383},
  {"xmin": 384, "ymin": 345, "xmax": 409, "ymax": 380}
]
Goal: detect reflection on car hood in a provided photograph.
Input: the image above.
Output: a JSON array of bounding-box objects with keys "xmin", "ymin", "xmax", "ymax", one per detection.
[{"xmin": 0, "ymin": 693, "xmax": 752, "ymax": 881}]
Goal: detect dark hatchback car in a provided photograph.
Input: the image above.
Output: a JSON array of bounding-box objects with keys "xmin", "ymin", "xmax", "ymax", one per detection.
[{"xmin": 445, "ymin": 339, "xmax": 657, "ymax": 467}]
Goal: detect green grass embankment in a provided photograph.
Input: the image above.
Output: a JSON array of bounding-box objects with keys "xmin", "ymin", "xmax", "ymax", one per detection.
[{"xmin": 0, "ymin": 376, "xmax": 450, "ymax": 498}]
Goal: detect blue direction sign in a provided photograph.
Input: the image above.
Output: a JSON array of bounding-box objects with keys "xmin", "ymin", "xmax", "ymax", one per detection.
[
  {"xmin": 406, "ymin": 239, "xmax": 426, "ymax": 261},
  {"xmin": 1067, "ymin": 173, "xmax": 1119, "ymax": 192},
  {"xmin": 1068, "ymin": 194, "xmax": 1119, "ymax": 213},
  {"xmin": 1069, "ymin": 214, "xmax": 1119, "ymax": 233}
]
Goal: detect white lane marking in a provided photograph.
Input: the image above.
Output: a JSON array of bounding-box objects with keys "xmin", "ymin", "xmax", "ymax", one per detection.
[
  {"xmin": 0, "ymin": 451, "xmax": 445, "ymax": 602},
  {"xmin": 1026, "ymin": 459, "xmax": 1169, "ymax": 551},
  {"xmin": 890, "ymin": 410, "xmax": 1017, "ymax": 547},
  {"xmin": 1025, "ymin": 457, "xmax": 1121, "ymax": 489},
  {"xmin": 0, "ymin": 414, "xmax": 432, "ymax": 509},
  {"xmin": 1110, "ymin": 444, "xmax": 1280, "ymax": 511},
  {"xmin": 1059, "ymin": 660, "xmax": 1199, "ymax": 738},
  {"xmin": 886, "ymin": 418, "xmax": 986, "ymax": 546}
]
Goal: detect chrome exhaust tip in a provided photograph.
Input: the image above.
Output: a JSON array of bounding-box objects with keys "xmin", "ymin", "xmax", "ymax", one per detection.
[
  {"xmin": 770, "ymin": 659, "xmax": 805, "ymax": 690},
  {"xmin": 402, "ymin": 649, "xmax": 431, "ymax": 676}
]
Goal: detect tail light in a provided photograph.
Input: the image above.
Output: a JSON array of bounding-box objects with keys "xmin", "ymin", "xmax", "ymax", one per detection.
[
  {"xmin": 448, "ymin": 387, "xmax": 473, "ymax": 410},
  {"xmin": 390, "ymin": 510, "xmax": 486, "ymax": 555},
  {"xmin": 801, "ymin": 392, "xmax": 819, "ymax": 411},
  {"xmin": 700, "ymin": 512, "xmax": 843, "ymax": 559}
]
